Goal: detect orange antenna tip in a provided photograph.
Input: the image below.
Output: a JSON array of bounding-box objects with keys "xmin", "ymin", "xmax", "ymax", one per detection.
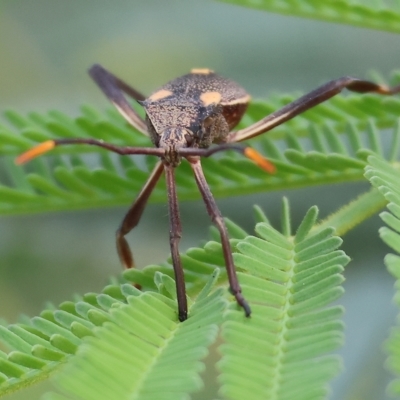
[
  {"xmin": 244, "ymin": 147, "xmax": 276, "ymax": 174},
  {"xmin": 16, "ymin": 140, "xmax": 56, "ymax": 165}
]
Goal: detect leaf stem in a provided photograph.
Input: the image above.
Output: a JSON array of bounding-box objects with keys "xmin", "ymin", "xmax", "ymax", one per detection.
[{"xmin": 316, "ymin": 187, "xmax": 387, "ymax": 236}]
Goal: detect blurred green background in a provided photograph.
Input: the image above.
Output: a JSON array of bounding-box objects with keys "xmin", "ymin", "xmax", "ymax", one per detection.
[{"xmin": 1, "ymin": 1, "xmax": 400, "ymax": 399}]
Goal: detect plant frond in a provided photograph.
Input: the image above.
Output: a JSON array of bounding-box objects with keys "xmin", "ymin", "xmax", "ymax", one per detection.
[
  {"xmin": 0, "ymin": 269, "xmax": 224, "ymax": 398},
  {"xmin": 218, "ymin": 201, "xmax": 348, "ymax": 400},
  {"xmin": 1, "ymin": 86, "xmax": 400, "ymax": 216},
  {"xmin": 45, "ymin": 272, "xmax": 224, "ymax": 400},
  {"xmin": 219, "ymin": 0, "xmax": 400, "ymax": 34},
  {"xmin": 364, "ymin": 155, "xmax": 400, "ymax": 396}
]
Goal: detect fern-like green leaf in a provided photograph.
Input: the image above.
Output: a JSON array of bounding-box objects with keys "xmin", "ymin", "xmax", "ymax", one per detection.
[
  {"xmin": 219, "ymin": 0, "xmax": 400, "ymax": 34},
  {"xmin": 218, "ymin": 202, "xmax": 347, "ymax": 399},
  {"xmin": 45, "ymin": 274, "xmax": 224, "ymax": 400},
  {"xmin": 1, "ymin": 83, "xmax": 400, "ymax": 216},
  {"xmin": 0, "ymin": 272, "xmax": 224, "ymax": 398},
  {"xmin": 364, "ymin": 155, "xmax": 400, "ymax": 396}
]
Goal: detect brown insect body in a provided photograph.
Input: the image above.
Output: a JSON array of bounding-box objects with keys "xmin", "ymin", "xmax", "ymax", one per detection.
[{"xmin": 141, "ymin": 69, "xmax": 250, "ymax": 165}]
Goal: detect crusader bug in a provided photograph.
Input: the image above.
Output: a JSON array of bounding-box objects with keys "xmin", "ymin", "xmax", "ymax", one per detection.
[{"xmin": 17, "ymin": 65, "xmax": 400, "ymax": 321}]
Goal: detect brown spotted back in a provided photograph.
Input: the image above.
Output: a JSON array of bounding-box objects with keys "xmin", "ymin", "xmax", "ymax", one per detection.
[{"xmin": 143, "ymin": 69, "xmax": 251, "ymax": 135}]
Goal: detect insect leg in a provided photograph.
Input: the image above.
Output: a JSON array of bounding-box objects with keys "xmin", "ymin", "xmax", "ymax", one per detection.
[
  {"xmin": 116, "ymin": 161, "xmax": 164, "ymax": 269},
  {"xmin": 89, "ymin": 64, "xmax": 149, "ymax": 135},
  {"xmin": 228, "ymin": 76, "xmax": 400, "ymax": 143},
  {"xmin": 190, "ymin": 158, "xmax": 251, "ymax": 317},
  {"xmin": 164, "ymin": 164, "xmax": 188, "ymax": 321}
]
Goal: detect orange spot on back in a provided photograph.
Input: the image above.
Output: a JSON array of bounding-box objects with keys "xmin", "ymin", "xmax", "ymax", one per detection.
[
  {"xmin": 200, "ymin": 91, "xmax": 222, "ymax": 106},
  {"xmin": 190, "ymin": 68, "xmax": 214, "ymax": 75}
]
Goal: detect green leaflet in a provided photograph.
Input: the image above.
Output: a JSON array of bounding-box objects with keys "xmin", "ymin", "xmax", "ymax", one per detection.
[
  {"xmin": 1, "ymin": 85, "xmax": 400, "ymax": 216},
  {"xmin": 219, "ymin": 0, "xmax": 400, "ymax": 34},
  {"xmin": 364, "ymin": 155, "xmax": 400, "ymax": 396}
]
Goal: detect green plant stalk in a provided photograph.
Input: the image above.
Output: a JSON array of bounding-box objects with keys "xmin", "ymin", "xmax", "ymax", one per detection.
[{"xmin": 316, "ymin": 187, "xmax": 387, "ymax": 237}]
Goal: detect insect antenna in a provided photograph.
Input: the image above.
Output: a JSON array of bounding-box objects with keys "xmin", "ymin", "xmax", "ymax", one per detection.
[{"xmin": 15, "ymin": 139, "xmax": 165, "ymax": 165}]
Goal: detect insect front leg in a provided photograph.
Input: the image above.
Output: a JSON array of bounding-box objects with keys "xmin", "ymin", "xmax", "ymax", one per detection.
[
  {"xmin": 190, "ymin": 158, "xmax": 251, "ymax": 317},
  {"xmin": 164, "ymin": 164, "xmax": 188, "ymax": 322}
]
